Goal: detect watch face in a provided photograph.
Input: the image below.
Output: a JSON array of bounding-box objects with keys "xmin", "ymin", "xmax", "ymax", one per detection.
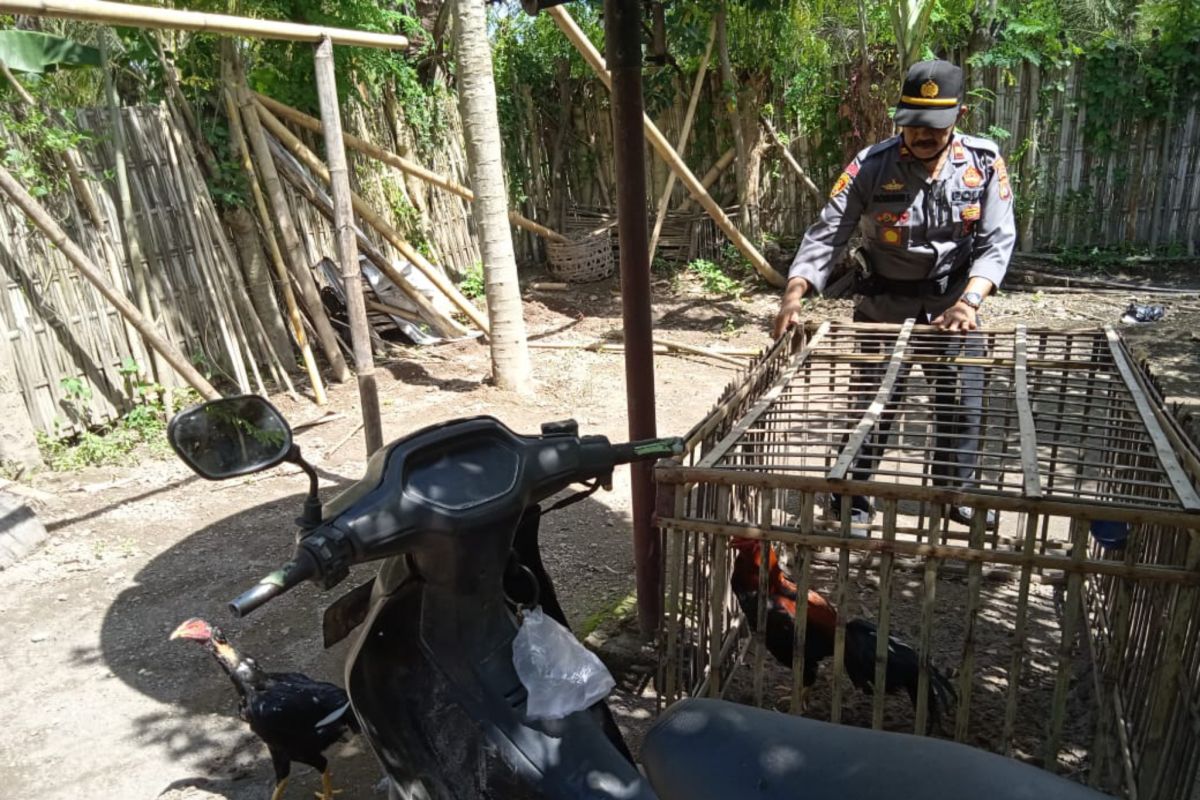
[{"xmin": 962, "ymin": 292, "xmax": 983, "ymax": 308}]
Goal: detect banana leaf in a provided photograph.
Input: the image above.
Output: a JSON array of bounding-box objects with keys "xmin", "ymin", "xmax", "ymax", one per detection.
[{"xmin": 0, "ymin": 30, "xmax": 101, "ymax": 74}]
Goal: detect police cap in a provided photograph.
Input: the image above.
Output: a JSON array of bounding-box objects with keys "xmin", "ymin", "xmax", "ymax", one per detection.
[{"xmin": 894, "ymin": 60, "xmax": 963, "ymax": 129}]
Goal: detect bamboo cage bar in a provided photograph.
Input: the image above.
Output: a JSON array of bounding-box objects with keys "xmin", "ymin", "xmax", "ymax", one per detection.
[{"xmin": 657, "ymin": 320, "xmax": 1200, "ymax": 799}]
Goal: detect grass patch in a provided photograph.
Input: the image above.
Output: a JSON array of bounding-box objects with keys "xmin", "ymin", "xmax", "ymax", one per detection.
[{"xmin": 579, "ymin": 591, "xmax": 638, "ymax": 640}]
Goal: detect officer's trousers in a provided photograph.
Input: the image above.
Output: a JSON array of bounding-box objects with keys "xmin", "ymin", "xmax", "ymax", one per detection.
[{"xmin": 843, "ymin": 308, "xmax": 985, "ymax": 514}]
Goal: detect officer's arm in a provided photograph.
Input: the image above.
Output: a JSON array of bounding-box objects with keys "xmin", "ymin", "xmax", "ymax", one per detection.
[
  {"xmin": 786, "ymin": 157, "xmax": 869, "ymax": 296},
  {"xmin": 971, "ymin": 154, "xmax": 1016, "ymax": 292}
]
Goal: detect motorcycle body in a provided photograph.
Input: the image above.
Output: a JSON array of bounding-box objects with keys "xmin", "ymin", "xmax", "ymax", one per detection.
[{"xmin": 168, "ymin": 396, "xmax": 1112, "ymax": 800}]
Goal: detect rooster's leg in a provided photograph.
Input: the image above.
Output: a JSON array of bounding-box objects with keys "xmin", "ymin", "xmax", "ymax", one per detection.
[
  {"xmin": 315, "ymin": 770, "xmax": 343, "ymax": 800},
  {"xmin": 269, "ymin": 777, "xmax": 289, "ymax": 800}
]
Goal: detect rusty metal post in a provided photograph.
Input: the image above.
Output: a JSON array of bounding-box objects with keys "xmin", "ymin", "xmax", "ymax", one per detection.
[{"xmin": 605, "ymin": 0, "xmax": 660, "ymax": 637}]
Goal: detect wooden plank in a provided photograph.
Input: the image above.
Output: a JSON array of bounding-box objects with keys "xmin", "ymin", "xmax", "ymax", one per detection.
[
  {"xmin": 695, "ymin": 322, "xmax": 831, "ymax": 468},
  {"xmin": 828, "ymin": 319, "xmax": 915, "ymax": 480},
  {"xmin": 1105, "ymin": 327, "xmax": 1200, "ymax": 510},
  {"xmin": 1014, "ymin": 326, "xmax": 1043, "ymax": 499}
]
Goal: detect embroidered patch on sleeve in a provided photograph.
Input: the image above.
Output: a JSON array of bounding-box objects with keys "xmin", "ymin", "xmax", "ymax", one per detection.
[
  {"xmin": 846, "ymin": 162, "xmax": 860, "ymax": 177},
  {"xmin": 996, "ymin": 157, "xmax": 1012, "ymax": 201},
  {"xmin": 830, "ymin": 171, "xmax": 852, "ymax": 198},
  {"xmin": 962, "ymin": 167, "xmax": 983, "ymax": 188}
]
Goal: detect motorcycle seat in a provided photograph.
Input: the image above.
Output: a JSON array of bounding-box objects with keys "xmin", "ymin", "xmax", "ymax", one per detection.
[{"xmin": 641, "ymin": 698, "xmax": 1111, "ymax": 800}]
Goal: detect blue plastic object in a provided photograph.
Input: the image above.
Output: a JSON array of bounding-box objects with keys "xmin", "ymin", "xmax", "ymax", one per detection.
[{"xmin": 1090, "ymin": 519, "xmax": 1130, "ymax": 549}]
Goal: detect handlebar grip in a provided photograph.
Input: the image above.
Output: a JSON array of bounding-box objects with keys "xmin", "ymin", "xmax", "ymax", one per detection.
[
  {"xmin": 228, "ymin": 552, "xmax": 317, "ymax": 617},
  {"xmin": 610, "ymin": 436, "xmax": 685, "ymax": 465}
]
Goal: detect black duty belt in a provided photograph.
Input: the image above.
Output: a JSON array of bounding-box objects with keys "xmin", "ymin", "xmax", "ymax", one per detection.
[{"xmin": 854, "ymin": 264, "xmax": 970, "ymax": 298}]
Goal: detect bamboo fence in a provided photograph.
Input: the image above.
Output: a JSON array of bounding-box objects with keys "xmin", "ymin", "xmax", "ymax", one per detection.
[
  {"xmin": 656, "ymin": 322, "xmax": 1200, "ymax": 799},
  {"xmin": 507, "ymin": 45, "xmax": 1200, "ymax": 255},
  {"xmin": 0, "ymin": 105, "xmax": 276, "ymax": 434}
]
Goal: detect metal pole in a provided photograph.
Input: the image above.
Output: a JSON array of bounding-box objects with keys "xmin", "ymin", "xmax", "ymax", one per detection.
[
  {"xmin": 605, "ymin": 0, "xmax": 660, "ymax": 637},
  {"xmin": 314, "ymin": 37, "xmax": 382, "ymax": 453}
]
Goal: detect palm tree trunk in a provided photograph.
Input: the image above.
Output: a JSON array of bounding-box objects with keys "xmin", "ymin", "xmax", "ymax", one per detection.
[{"xmin": 453, "ymin": 0, "xmax": 531, "ymax": 390}]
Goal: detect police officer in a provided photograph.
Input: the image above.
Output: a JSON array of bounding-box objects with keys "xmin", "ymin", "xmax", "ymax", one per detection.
[{"xmin": 773, "ymin": 59, "xmax": 1016, "ymax": 530}]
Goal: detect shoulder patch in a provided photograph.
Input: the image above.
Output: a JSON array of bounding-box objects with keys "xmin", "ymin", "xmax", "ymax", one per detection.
[{"xmin": 958, "ymin": 134, "xmax": 1000, "ymax": 155}]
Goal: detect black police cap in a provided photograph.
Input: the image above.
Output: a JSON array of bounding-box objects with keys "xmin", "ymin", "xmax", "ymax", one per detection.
[{"xmin": 894, "ymin": 60, "xmax": 963, "ymax": 129}]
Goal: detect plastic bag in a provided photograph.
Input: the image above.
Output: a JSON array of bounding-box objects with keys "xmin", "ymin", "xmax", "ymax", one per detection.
[{"xmin": 512, "ymin": 607, "xmax": 616, "ymax": 721}]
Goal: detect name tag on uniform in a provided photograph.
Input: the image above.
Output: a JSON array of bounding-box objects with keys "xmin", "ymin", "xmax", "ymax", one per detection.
[
  {"xmin": 952, "ymin": 189, "xmax": 983, "ymax": 202},
  {"xmin": 873, "ymin": 193, "xmax": 910, "ymax": 203}
]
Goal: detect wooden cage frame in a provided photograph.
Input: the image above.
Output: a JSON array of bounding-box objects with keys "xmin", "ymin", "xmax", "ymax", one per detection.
[{"xmin": 655, "ymin": 322, "xmax": 1200, "ymax": 799}]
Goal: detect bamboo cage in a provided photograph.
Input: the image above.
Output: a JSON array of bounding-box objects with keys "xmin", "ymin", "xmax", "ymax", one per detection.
[{"xmin": 655, "ymin": 321, "xmax": 1200, "ymax": 799}]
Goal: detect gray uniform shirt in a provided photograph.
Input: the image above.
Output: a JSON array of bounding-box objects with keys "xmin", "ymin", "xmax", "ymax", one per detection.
[{"xmin": 788, "ymin": 133, "xmax": 1016, "ymax": 322}]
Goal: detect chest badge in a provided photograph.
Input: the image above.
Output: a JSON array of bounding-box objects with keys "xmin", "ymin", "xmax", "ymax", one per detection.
[
  {"xmin": 962, "ymin": 167, "xmax": 983, "ymax": 188},
  {"xmin": 961, "ymin": 203, "xmax": 981, "ymax": 221},
  {"xmin": 880, "ymin": 227, "xmax": 904, "ymax": 246},
  {"xmin": 882, "ymin": 178, "xmax": 905, "ymax": 192},
  {"xmin": 876, "ymin": 211, "xmax": 898, "ymax": 225}
]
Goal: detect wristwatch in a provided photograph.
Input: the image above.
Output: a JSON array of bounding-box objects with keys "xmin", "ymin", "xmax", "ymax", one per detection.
[{"xmin": 959, "ymin": 291, "xmax": 983, "ymax": 310}]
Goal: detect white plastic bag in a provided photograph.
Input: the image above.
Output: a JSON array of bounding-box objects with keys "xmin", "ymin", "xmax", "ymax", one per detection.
[{"xmin": 512, "ymin": 607, "xmax": 616, "ymax": 721}]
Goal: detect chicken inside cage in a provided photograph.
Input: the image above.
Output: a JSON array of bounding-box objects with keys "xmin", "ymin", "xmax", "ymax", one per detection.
[{"xmin": 656, "ymin": 321, "xmax": 1200, "ymax": 800}]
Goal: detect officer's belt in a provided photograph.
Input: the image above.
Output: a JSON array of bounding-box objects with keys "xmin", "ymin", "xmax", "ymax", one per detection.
[{"xmin": 855, "ymin": 263, "xmax": 970, "ymax": 298}]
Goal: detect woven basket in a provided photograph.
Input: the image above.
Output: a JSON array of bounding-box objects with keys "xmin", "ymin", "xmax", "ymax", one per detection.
[{"xmin": 546, "ymin": 228, "xmax": 615, "ymax": 283}]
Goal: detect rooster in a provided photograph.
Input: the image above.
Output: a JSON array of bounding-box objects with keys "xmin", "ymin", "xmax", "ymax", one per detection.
[
  {"xmin": 729, "ymin": 539, "xmax": 955, "ymax": 727},
  {"xmin": 170, "ymin": 618, "xmax": 358, "ymax": 800}
]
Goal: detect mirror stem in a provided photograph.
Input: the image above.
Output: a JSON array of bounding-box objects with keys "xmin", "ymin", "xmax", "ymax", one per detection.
[{"xmin": 289, "ymin": 445, "xmax": 324, "ymax": 531}]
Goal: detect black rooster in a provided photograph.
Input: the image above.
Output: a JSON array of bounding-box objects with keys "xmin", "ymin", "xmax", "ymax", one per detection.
[
  {"xmin": 170, "ymin": 618, "xmax": 358, "ymax": 800},
  {"xmin": 730, "ymin": 539, "xmax": 956, "ymax": 727}
]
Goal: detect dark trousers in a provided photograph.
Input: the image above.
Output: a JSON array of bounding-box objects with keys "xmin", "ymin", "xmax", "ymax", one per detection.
[{"xmin": 844, "ymin": 309, "xmax": 985, "ymax": 513}]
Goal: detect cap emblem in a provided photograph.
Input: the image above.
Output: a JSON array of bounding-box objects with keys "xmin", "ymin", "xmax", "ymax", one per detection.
[{"xmin": 921, "ymin": 80, "xmax": 940, "ymax": 98}]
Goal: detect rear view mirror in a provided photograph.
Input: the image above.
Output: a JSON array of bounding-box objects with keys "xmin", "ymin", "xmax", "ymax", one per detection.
[{"xmin": 168, "ymin": 396, "xmax": 294, "ymax": 480}]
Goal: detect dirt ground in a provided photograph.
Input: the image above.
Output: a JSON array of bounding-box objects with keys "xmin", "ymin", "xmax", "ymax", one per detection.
[{"xmin": 1, "ymin": 265, "xmax": 1197, "ymax": 799}]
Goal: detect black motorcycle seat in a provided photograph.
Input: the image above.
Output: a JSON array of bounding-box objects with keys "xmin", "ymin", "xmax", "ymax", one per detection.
[{"xmin": 641, "ymin": 698, "xmax": 1111, "ymax": 800}]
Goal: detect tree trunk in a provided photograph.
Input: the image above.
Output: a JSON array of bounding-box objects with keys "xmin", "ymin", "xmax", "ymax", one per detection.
[
  {"xmin": 715, "ymin": 5, "xmax": 749, "ymax": 233},
  {"xmin": 224, "ymin": 205, "xmax": 296, "ymax": 370},
  {"xmin": 452, "ymin": 0, "xmax": 531, "ymax": 391}
]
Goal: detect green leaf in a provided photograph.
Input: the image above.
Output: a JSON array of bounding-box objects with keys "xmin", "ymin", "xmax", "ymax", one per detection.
[{"xmin": 0, "ymin": 30, "xmax": 101, "ymax": 75}]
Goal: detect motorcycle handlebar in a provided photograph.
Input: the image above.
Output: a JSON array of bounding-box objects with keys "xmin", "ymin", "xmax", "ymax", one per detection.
[
  {"xmin": 607, "ymin": 436, "xmax": 685, "ymax": 465},
  {"xmin": 229, "ymin": 551, "xmax": 317, "ymax": 617}
]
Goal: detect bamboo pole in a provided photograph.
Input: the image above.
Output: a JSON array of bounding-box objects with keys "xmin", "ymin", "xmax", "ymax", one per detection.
[
  {"xmin": 220, "ymin": 70, "xmax": 326, "ymax": 404},
  {"xmin": 102, "ymin": 38, "xmax": 180, "ymax": 397},
  {"xmin": 546, "ymin": 6, "xmax": 785, "ymax": 287},
  {"xmin": 314, "ymin": 37, "xmax": 380, "ymax": 454},
  {"xmin": 269, "ymin": 139, "xmax": 469, "ymax": 339},
  {"xmin": 254, "ymin": 92, "xmax": 569, "ymax": 244},
  {"xmin": 235, "ymin": 79, "xmax": 350, "ymax": 383},
  {"xmin": 871, "ymin": 498, "xmax": 898, "ymax": 729},
  {"xmin": 255, "ymin": 99, "xmax": 491, "ymax": 336},
  {"xmin": 0, "ymin": 0, "xmax": 409, "ymax": 49},
  {"xmin": 648, "ymin": 19, "xmax": 715, "ymax": 262},
  {"xmin": 789, "ymin": 496, "xmax": 815, "ymax": 713},
  {"xmin": 0, "ymin": 161, "xmax": 219, "ymax": 399},
  {"xmin": 678, "ymin": 147, "xmax": 736, "ymax": 213},
  {"xmin": 760, "ymin": 115, "xmax": 822, "ymax": 202},
  {"xmin": 708, "ymin": 486, "xmax": 731, "ymax": 697}
]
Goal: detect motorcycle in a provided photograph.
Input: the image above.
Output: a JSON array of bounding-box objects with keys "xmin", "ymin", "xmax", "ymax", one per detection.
[{"xmin": 167, "ymin": 395, "xmax": 1109, "ymax": 800}]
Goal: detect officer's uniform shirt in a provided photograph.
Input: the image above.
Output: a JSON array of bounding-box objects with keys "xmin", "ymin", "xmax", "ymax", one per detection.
[{"xmin": 788, "ymin": 133, "xmax": 1016, "ymax": 322}]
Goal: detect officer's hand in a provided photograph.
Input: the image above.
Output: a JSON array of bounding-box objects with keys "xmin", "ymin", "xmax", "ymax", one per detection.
[
  {"xmin": 773, "ymin": 278, "xmax": 810, "ymax": 339},
  {"xmin": 932, "ymin": 301, "xmax": 978, "ymax": 332}
]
